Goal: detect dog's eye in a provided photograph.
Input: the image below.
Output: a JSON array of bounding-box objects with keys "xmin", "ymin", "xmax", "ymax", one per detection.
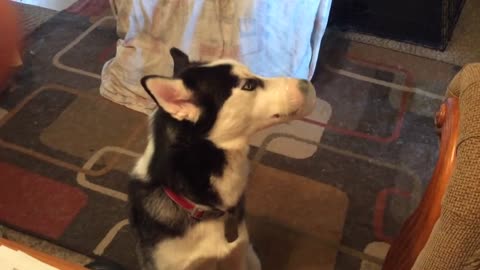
[{"xmin": 241, "ymin": 79, "xmax": 258, "ymax": 91}]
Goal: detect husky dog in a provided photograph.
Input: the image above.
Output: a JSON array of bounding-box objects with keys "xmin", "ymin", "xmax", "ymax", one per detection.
[{"xmin": 129, "ymin": 48, "xmax": 317, "ymax": 270}]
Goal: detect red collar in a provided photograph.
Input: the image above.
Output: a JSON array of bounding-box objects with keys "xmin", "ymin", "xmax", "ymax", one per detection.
[{"xmin": 163, "ymin": 188, "xmax": 225, "ymax": 220}]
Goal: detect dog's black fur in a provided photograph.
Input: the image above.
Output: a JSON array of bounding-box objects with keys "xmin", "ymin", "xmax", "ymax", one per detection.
[{"xmin": 128, "ymin": 49, "xmax": 247, "ymax": 270}]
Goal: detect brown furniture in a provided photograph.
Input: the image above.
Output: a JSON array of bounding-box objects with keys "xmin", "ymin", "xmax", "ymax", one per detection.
[
  {"xmin": 0, "ymin": 238, "xmax": 87, "ymax": 270},
  {"xmin": 382, "ymin": 64, "xmax": 480, "ymax": 269}
]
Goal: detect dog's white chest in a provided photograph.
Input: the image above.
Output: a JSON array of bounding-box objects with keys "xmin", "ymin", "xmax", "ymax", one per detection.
[
  {"xmin": 211, "ymin": 148, "xmax": 250, "ymax": 207},
  {"xmin": 151, "ymin": 220, "xmax": 249, "ymax": 270}
]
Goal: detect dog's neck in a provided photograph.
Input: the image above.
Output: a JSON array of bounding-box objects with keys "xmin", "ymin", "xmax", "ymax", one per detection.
[
  {"xmin": 208, "ymin": 134, "xmax": 249, "ymax": 152},
  {"xmin": 210, "ymin": 146, "xmax": 250, "ymax": 208},
  {"xmin": 132, "ymin": 109, "xmax": 250, "ymax": 209}
]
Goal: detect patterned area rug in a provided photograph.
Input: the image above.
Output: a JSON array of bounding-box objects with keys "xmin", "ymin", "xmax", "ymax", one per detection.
[
  {"xmin": 0, "ymin": 2, "xmax": 460, "ymax": 269},
  {"xmin": 12, "ymin": 2, "xmax": 58, "ymax": 37}
]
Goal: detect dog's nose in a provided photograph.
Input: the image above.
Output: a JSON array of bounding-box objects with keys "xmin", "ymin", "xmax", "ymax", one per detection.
[
  {"xmin": 296, "ymin": 79, "xmax": 316, "ymax": 116},
  {"xmin": 298, "ymin": 79, "xmax": 315, "ymax": 95}
]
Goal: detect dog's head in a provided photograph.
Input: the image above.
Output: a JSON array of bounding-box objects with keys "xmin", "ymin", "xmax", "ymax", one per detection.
[{"xmin": 141, "ymin": 48, "xmax": 316, "ymax": 149}]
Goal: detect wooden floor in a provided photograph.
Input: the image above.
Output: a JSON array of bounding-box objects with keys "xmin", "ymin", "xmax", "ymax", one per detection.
[{"xmin": 1, "ymin": 237, "xmax": 87, "ymax": 270}]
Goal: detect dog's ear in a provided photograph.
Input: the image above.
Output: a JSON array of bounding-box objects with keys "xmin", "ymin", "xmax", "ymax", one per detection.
[
  {"xmin": 141, "ymin": 75, "xmax": 201, "ymax": 122},
  {"xmin": 170, "ymin": 47, "xmax": 190, "ymax": 76}
]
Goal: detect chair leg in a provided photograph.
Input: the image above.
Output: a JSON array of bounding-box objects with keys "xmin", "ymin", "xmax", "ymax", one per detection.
[{"xmin": 381, "ymin": 98, "xmax": 459, "ymax": 270}]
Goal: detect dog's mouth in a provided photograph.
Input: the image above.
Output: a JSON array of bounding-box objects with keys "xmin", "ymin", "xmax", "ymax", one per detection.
[
  {"xmin": 270, "ymin": 94, "xmax": 317, "ymax": 120},
  {"xmin": 271, "ymin": 109, "xmax": 299, "ymax": 119}
]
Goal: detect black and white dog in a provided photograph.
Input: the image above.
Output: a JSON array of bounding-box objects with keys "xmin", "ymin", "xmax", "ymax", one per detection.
[{"xmin": 128, "ymin": 48, "xmax": 316, "ymax": 270}]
